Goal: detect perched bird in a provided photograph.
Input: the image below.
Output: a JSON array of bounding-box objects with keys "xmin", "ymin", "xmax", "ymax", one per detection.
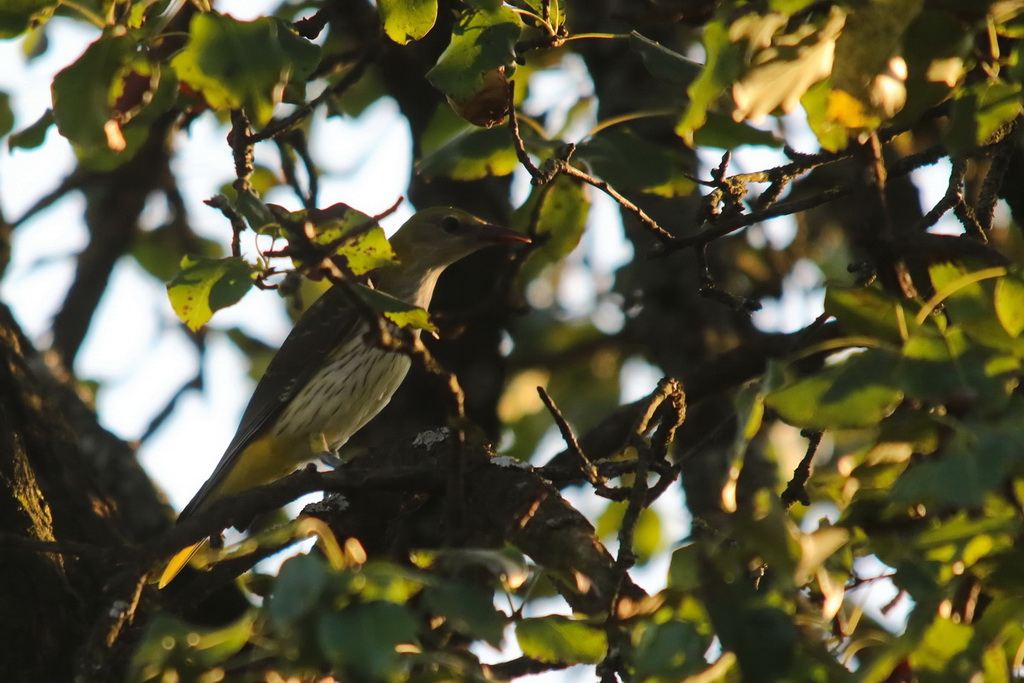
[{"xmin": 158, "ymin": 207, "xmax": 528, "ymax": 587}]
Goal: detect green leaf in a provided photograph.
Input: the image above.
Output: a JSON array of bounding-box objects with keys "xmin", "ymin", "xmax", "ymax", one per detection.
[
  {"xmin": 577, "ymin": 128, "xmax": 696, "ymax": 197},
  {"xmin": 928, "ymin": 262, "xmax": 1024, "ymax": 355},
  {"xmin": 518, "ymin": 0, "xmax": 563, "ymax": 30},
  {"xmin": 765, "ymin": 349, "xmax": 904, "ymax": 429},
  {"xmin": 422, "ymin": 582, "xmax": 507, "ymax": 647},
  {"xmin": 266, "ymin": 554, "xmax": 330, "ymax": 629},
  {"xmin": 629, "ymin": 31, "xmax": 702, "ymax": 85},
  {"xmin": 51, "ymin": 35, "xmax": 178, "ymax": 169},
  {"xmin": 692, "ymin": 111, "xmax": 783, "ymax": 149},
  {"xmin": 731, "ymin": 7, "xmax": 847, "ymax": 125},
  {"xmin": 825, "ymin": 283, "xmax": 923, "ymax": 344},
  {"xmin": 633, "ymin": 620, "xmax": 711, "ymax": 680},
  {"xmin": 132, "ymin": 225, "xmax": 222, "ymax": 282},
  {"xmin": 994, "ymin": 273, "xmax": 1024, "ymax": 337},
  {"xmin": 353, "ymin": 283, "xmax": 437, "ymax": 334},
  {"xmin": 166, "ymin": 255, "xmax": 258, "ymax": 331},
  {"xmin": 676, "ymin": 18, "xmax": 742, "ymax": 143},
  {"xmin": 379, "ymin": 0, "xmax": 438, "ymax": 44},
  {"xmin": 898, "ymin": 326, "xmax": 1018, "ymax": 408},
  {"xmin": 171, "ymin": 12, "xmax": 320, "ymax": 127},
  {"xmin": 0, "ymin": 92, "xmax": 13, "ymax": 139},
  {"xmin": 51, "ymin": 34, "xmax": 132, "ymax": 158},
  {"xmin": 416, "ymin": 124, "xmax": 518, "ymax": 180},
  {"xmin": 801, "ymin": 79, "xmax": 849, "ymax": 152},
  {"xmin": 668, "ymin": 545, "xmax": 701, "ymax": 592},
  {"xmin": 512, "ymin": 175, "xmax": 590, "ymax": 286},
  {"xmin": 909, "ymin": 618, "xmax": 974, "ymax": 676},
  {"xmin": 129, "ymin": 612, "xmax": 255, "ymax": 678},
  {"xmin": 895, "ymin": 10, "xmax": 971, "ymax": 127},
  {"xmin": 425, "ymin": 5, "xmax": 521, "ymax": 106},
  {"xmin": 830, "ymin": 0, "xmax": 922, "ymax": 121},
  {"xmin": 515, "ymin": 616, "xmax": 607, "ymax": 665},
  {"xmin": 891, "ymin": 412, "xmax": 1024, "ymax": 506},
  {"xmin": 0, "ymin": 0, "xmax": 55, "ymax": 39},
  {"xmin": 317, "ymin": 602, "xmax": 419, "ymax": 679},
  {"xmin": 947, "ymin": 78, "xmax": 1024, "ymax": 153},
  {"xmin": 300, "ymin": 204, "xmax": 396, "ymax": 276},
  {"xmin": 596, "ymin": 501, "xmax": 664, "ymax": 565},
  {"xmin": 8, "ymin": 108, "xmax": 53, "ymax": 150}
]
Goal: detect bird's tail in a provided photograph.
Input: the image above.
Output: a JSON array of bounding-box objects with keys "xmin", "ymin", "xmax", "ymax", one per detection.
[{"xmin": 157, "ymin": 538, "xmax": 208, "ymax": 589}]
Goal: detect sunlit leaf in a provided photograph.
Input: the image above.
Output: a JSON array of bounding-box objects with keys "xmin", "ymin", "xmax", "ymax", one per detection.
[
  {"xmin": 577, "ymin": 128, "xmax": 696, "ymax": 196},
  {"xmin": 166, "ymin": 255, "xmax": 258, "ymax": 331},
  {"xmin": 171, "ymin": 12, "xmax": 320, "ymax": 127},
  {"xmin": 766, "ymin": 349, "xmax": 904, "ymax": 429},
  {"xmin": 731, "ymin": 7, "xmax": 846, "ymax": 124},
  {"xmin": 947, "ymin": 78, "xmax": 1024, "ymax": 153},
  {"xmin": 0, "ymin": 0, "xmax": 55, "ymax": 39},
  {"xmin": 426, "ymin": 4, "xmax": 521, "ymax": 126},
  {"xmin": 825, "ymin": 283, "xmax": 922, "ymax": 345},
  {"xmin": 299, "ymin": 204, "xmax": 395, "ymax": 276},
  {"xmin": 416, "ymin": 124, "xmax": 518, "ymax": 180},
  {"xmin": 379, "ymin": 0, "xmax": 438, "ymax": 44},
  {"xmin": 677, "ymin": 18, "xmax": 743, "ymax": 143},
  {"xmin": 512, "ymin": 174, "xmax": 590, "ymax": 286},
  {"xmin": 129, "ymin": 612, "xmax": 255, "ymax": 679},
  {"xmin": 994, "ymin": 273, "xmax": 1024, "ymax": 337},
  {"xmin": 516, "ymin": 616, "xmax": 607, "ymax": 664},
  {"xmin": 353, "ymin": 283, "xmax": 437, "ymax": 334},
  {"xmin": 596, "ymin": 501, "xmax": 664, "ymax": 565}
]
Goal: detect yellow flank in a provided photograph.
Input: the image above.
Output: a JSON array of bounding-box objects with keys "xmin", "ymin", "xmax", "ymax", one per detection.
[
  {"xmin": 157, "ymin": 434, "xmax": 308, "ymax": 588},
  {"xmin": 214, "ymin": 434, "xmax": 311, "ymax": 500}
]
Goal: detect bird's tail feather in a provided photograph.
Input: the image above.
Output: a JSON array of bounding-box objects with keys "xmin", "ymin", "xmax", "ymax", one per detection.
[{"xmin": 158, "ymin": 538, "xmax": 208, "ymax": 588}]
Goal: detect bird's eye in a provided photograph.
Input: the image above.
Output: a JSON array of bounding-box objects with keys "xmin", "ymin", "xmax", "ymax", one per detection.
[{"xmin": 440, "ymin": 215, "xmax": 461, "ymax": 234}]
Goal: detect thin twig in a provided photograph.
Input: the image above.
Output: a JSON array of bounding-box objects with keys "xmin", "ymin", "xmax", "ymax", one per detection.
[
  {"xmin": 537, "ymin": 386, "xmax": 605, "ymax": 489},
  {"xmin": 203, "ymin": 195, "xmax": 247, "ymax": 257},
  {"xmin": 506, "ymin": 82, "xmax": 675, "ymax": 247},
  {"xmin": 781, "ymin": 430, "xmax": 823, "ymax": 510},
  {"xmin": 248, "ymin": 42, "xmax": 381, "ymax": 144}
]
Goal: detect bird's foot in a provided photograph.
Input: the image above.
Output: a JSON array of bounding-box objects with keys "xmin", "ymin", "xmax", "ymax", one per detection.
[{"xmin": 318, "ymin": 451, "xmax": 347, "ymax": 469}]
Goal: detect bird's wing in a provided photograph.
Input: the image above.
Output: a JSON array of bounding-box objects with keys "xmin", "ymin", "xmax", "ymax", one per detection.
[{"xmin": 177, "ymin": 286, "xmax": 365, "ymax": 521}]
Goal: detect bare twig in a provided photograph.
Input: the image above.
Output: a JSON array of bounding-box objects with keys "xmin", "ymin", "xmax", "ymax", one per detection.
[
  {"xmin": 203, "ymin": 195, "xmax": 248, "ymax": 258},
  {"xmin": 781, "ymin": 430, "xmax": 824, "ymax": 510},
  {"xmin": 537, "ymin": 386, "xmax": 605, "ymax": 489},
  {"xmin": 248, "ymin": 42, "xmax": 381, "ymax": 144}
]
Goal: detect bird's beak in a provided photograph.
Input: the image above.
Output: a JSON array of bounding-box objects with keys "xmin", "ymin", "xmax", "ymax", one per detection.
[{"xmin": 477, "ymin": 223, "xmax": 532, "ymax": 245}]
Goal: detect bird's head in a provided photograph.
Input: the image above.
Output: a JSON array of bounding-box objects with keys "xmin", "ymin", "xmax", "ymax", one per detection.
[{"xmin": 387, "ymin": 207, "xmax": 530, "ymax": 275}]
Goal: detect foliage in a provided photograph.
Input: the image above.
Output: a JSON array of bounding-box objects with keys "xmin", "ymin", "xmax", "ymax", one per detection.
[{"xmin": 3, "ymin": 0, "xmax": 1024, "ymax": 681}]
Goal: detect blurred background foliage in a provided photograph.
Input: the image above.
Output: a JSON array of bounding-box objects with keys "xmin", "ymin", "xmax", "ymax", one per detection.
[{"xmin": 2, "ymin": 0, "xmax": 1024, "ymax": 680}]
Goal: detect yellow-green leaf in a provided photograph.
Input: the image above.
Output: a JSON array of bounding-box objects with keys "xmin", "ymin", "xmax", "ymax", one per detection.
[
  {"xmin": 516, "ymin": 616, "xmax": 607, "ymax": 665},
  {"xmin": 166, "ymin": 255, "xmax": 258, "ymax": 331},
  {"xmin": 379, "ymin": 0, "xmax": 438, "ymax": 44},
  {"xmin": 354, "ymin": 283, "xmax": 437, "ymax": 334}
]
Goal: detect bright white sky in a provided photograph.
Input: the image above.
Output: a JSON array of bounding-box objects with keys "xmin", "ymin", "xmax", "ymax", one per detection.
[{"xmin": 0, "ymin": 2, "xmax": 926, "ymax": 672}]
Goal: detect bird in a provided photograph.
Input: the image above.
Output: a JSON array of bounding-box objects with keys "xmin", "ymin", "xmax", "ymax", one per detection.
[{"xmin": 158, "ymin": 207, "xmax": 529, "ymax": 587}]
